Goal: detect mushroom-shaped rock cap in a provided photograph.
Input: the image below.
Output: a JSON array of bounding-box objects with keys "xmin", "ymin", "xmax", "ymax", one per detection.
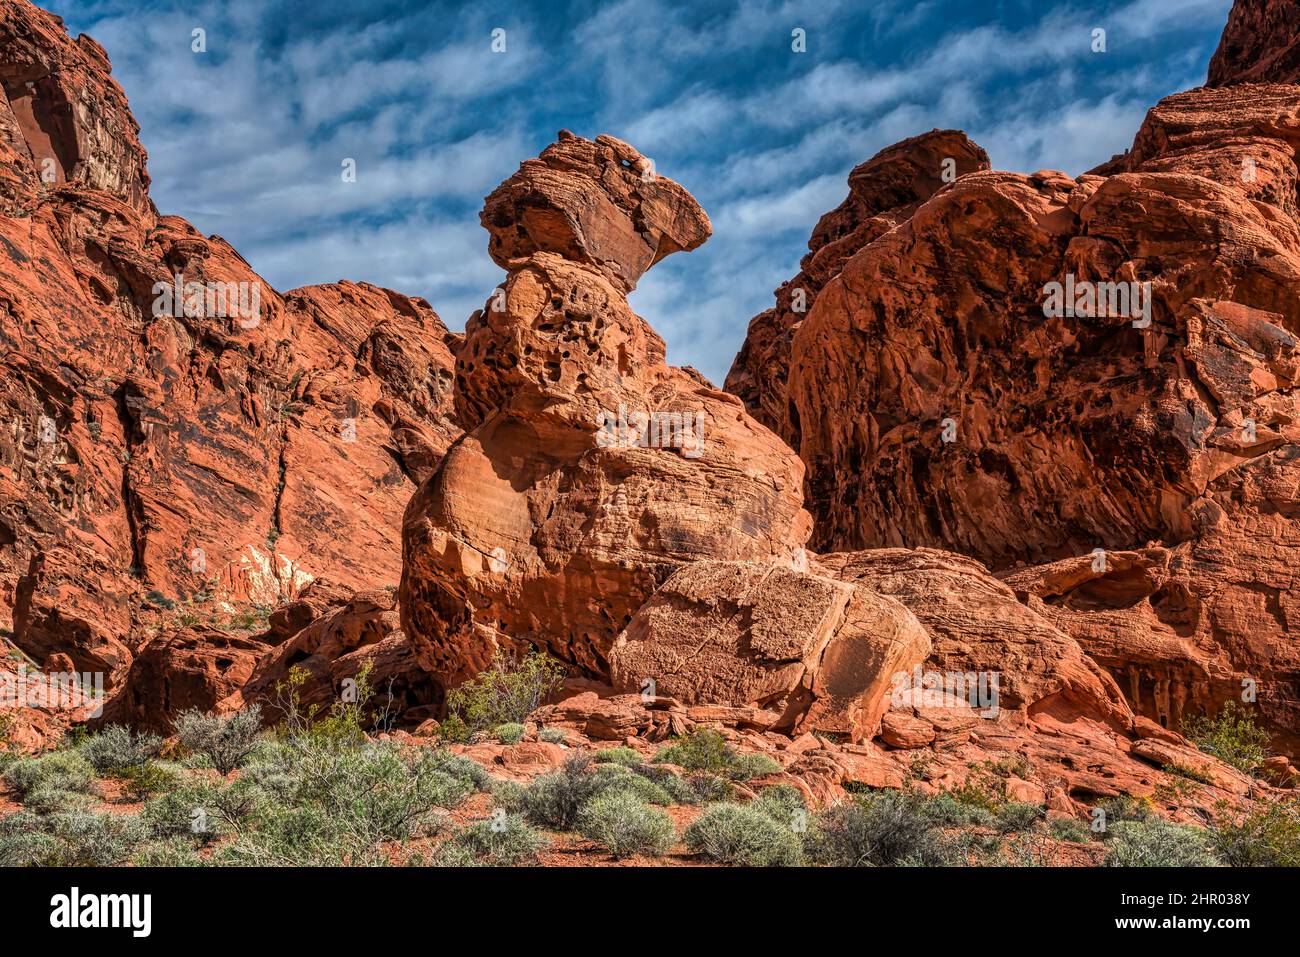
[{"xmin": 481, "ymin": 130, "xmax": 712, "ymax": 293}]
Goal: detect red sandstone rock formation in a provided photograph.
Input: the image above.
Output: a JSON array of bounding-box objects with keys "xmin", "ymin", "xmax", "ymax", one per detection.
[
  {"xmin": 0, "ymin": 1, "xmax": 459, "ymax": 688},
  {"xmin": 725, "ymin": 130, "xmax": 989, "ymax": 434},
  {"xmin": 1, "ymin": 0, "xmax": 1295, "ymax": 826},
  {"xmin": 400, "ymin": 131, "xmax": 812, "ymax": 698},
  {"xmin": 609, "ymin": 560, "xmax": 931, "ymax": 741},
  {"xmin": 725, "ymin": 11, "xmax": 1300, "ymax": 751},
  {"xmin": 1207, "ymin": 0, "xmax": 1300, "ymax": 86}
]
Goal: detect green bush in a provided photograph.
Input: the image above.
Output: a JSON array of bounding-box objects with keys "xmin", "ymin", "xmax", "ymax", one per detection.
[
  {"xmin": 445, "ymin": 650, "xmax": 566, "ymax": 735},
  {"xmin": 684, "ymin": 773, "xmax": 735, "ymax": 804},
  {"xmin": 1090, "ymin": 794, "xmax": 1154, "ymax": 835},
  {"xmin": 272, "ymin": 662, "xmax": 391, "ymax": 745},
  {"xmin": 994, "ymin": 801, "xmax": 1045, "ymax": 834},
  {"xmin": 22, "ymin": 787, "xmax": 96, "ymax": 815},
  {"xmin": 538, "ymin": 727, "xmax": 567, "ymax": 744},
  {"xmin": 4, "ymin": 750, "xmax": 97, "ymax": 801},
  {"xmin": 591, "ymin": 764, "xmax": 673, "ymax": 805},
  {"xmin": 78, "ymin": 725, "xmax": 163, "ymax": 774},
  {"xmin": 118, "ymin": 762, "xmax": 179, "ymax": 801},
  {"xmin": 420, "ymin": 747, "xmax": 491, "ymax": 791},
  {"xmin": 924, "ymin": 791, "xmax": 994, "ymax": 827},
  {"xmin": 753, "ymin": 784, "xmax": 807, "ymax": 825},
  {"xmin": 653, "ymin": 730, "xmax": 781, "ymax": 783},
  {"xmin": 175, "ymin": 705, "xmax": 263, "ymax": 774},
  {"xmin": 655, "ymin": 729, "xmax": 733, "ymax": 772},
  {"xmin": 285, "ymin": 742, "xmax": 474, "ymax": 847},
  {"xmin": 441, "ymin": 812, "xmax": 548, "ymax": 866},
  {"xmin": 593, "ymin": 746, "xmax": 643, "ymax": 767},
  {"xmin": 1049, "ymin": 817, "xmax": 1093, "ymax": 843},
  {"xmin": 730, "ymin": 752, "xmax": 782, "ymax": 782},
  {"xmin": 151, "ymin": 739, "xmax": 481, "ymax": 865},
  {"xmin": 494, "ymin": 722, "xmax": 526, "ymax": 745},
  {"xmin": 577, "ymin": 791, "xmax": 675, "ymax": 858},
  {"xmin": 0, "ymin": 810, "xmax": 147, "ymax": 866},
  {"xmin": 1102, "ymin": 819, "xmax": 1218, "ymax": 867},
  {"xmin": 142, "ymin": 777, "xmax": 266, "ymax": 843},
  {"xmin": 434, "ymin": 714, "xmax": 470, "ymax": 744},
  {"xmin": 511, "ymin": 754, "xmax": 607, "ymax": 829},
  {"xmin": 684, "ymin": 803, "xmax": 802, "ymax": 866},
  {"xmin": 808, "ymin": 790, "xmax": 954, "ymax": 866},
  {"xmin": 132, "ymin": 837, "xmax": 204, "ymax": 867},
  {"xmin": 1182, "ymin": 701, "xmax": 1271, "ymax": 774},
  {"xmin": 1210, "ymin": 798, "xmax": 1300, "ymax": 866}
]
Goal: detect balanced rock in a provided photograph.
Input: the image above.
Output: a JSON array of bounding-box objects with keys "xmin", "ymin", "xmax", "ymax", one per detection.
[{"xmin": 401, "ymin": 132, "xmax": 811, "ymax": 697}]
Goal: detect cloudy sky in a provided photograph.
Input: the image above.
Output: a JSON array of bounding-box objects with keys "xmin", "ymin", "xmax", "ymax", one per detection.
[{"xmin": 49, "ymin": 0, "xmax": 1232, "ymax": 384}]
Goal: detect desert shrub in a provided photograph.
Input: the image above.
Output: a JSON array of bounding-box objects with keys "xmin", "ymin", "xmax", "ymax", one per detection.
[
  {"xmin": 994, "ymin": 801, "xmax": 1045, "ymax": 834},
  {"xmin": 684, "ymin": 773, "xmax": 735, "ymax": 804},
  {"xmin": 286, "ymin": 742, "xmax": 473, "ymax": 847},
  {"xmin": 22, "ymin": 788, "xmax": 96, "ymax": 815},
  {"xmin": 271, "ymin": 664, "xmax": 390, "ymax": 746},
  {"xmin": 1091, "ymin": 794, "xmax": 1154, "ymax": 832},
  {"xmin": 78, "ymin": 725, "xmax": 163, "ymax": 775},
  {"xmin": 1210, "ymin": 797, "xmax": 1300, "ymax": 867},
  {"xmin": 511, "ymin": 754, "xmax": 607, "ymax": 829},
  {"xmin": 165, "ymin": 739, "xmax": 479, "ymax": 865},
  {"xmin": 655, "ymin": 729, "xmax": 733, "ymax": 772},
  {"xmin": 949, "ymin": 780, "xmax": 1001, "ymax": 811},
  {"xmin": 924, "ymin": 791, "xmax": 994, "ymax": 827},
  {"xmin": 808, "ymin": 790, "xmax": 954, "ymax": 866},
  {"xmin": 577, "ymin": 791, "xmax": 675, "ymax": 858},
  {"xmin": 1102, "ymin": 819, "xmax": 1218, "ymax": 867},
  {"xmin": 730, "ymin": 752, "xmax": 782, "ymax": 781},
  {"xmin": 175, "ymin": 705, "xmax": 263, "ymax": 774},
  {"xmin": 118, "ymin": 762, "xmax": 180, "ymax": 802},
  {"xmin": 1182, "ymin": 701, "xmax": 1270, "ymax": 774},
  {"xmin": 591, "ymin": 764, "xmax": 673, "ymax": 805},
  {"xmin": 421, "ymin": 747, "xmax": 491, "ymax": 791},
  {"xmin": 445, "ymin": 650, "xmax": 566, "ymax": 735},
  {"xmin": 132, "ymin": 837, "xmax": 204, "ymax": 867},
  {"xmin": 142, "ymin": 777, "xmax": 266, "ymax": 843},
  {"xmin": 0, "ymin": 810, "xmax": 147, "ymax": 866},
  {"xmin": 4, "ymin": 750, "xmax": 96, "ymax": 801},
  {"xmin": 593, "ymin": 746, "xmax": 643, "ymax": 767},
  {"xmin": 435, "ymin": 714, "xmax": 470, "ymax": 744},
  {"xmin": 753, "ymin": 784, "xmax": 807, "ymax": 825},
  {"xmin": 213, "ymin": 802, "xmax": 343, "ymax": 866},
  {"xmin": 1049, "ymin": 817, "xmax": 1093, "ymax": 843},
  {"xmin": 685, "ymin": 802, "xmax": 802, "ymax": 866},
  {"xmin": 1002, "ymin": 826, "xmax": 1063, "ymax": 867},
  {"xmin": 654, "ymin": 730, "xmax": 781, "ymax": 783},
  {"xmin": 441, "ymin": 812, "xmax": 548, "ymax": 866},
  {"xmin": 538, "ymin": 727, "xmax": 567, "ymax": 744},
  {"xmin": 493, "ymin": 722, "xmax": 526, "ymax": 745}
]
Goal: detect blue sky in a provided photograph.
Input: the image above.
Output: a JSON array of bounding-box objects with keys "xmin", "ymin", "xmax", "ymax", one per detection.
[{"xmin": 48, "ymin": 0, "xmax": 1232, "ymax": 384}]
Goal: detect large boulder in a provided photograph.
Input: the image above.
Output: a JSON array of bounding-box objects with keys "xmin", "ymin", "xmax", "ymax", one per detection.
[{"xmin": 608, "ymin": 560, "xmax": 931, "ymax": 742}]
